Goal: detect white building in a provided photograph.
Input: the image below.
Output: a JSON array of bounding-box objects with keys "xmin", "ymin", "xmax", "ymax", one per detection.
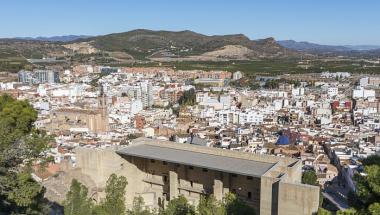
[
  {"xmin": 130, "ymin": 99, "xmax": 143, "ymax": 116},
  {"xmin": 352, "ymin": 87, "xmax": 375, "ymax": 99},
  {"xmin": 292, "ymin": 88, "xmax": 305, "ymax": 97},
  {"xmin": 239, "ymin": 111, "xmax": 264, "ymax": 125},
  {"xmin": 232, "ymin": 71, "xmax": 243, "ymax": 80},
  {"xmin": 321, "ymin": 72, "xmax": 351, "ymax": 79},
  {"xmin": 124, "ymin": 81, "xmax": 154, "ymax": 108},
  {"xmin": 359, "ymin": 77, "xmax": 369, "ymax": 87},
  {"xmin": 327, "ymin": 87, "xmax": 338, "ymax": 97},
  {"xmin": 141, "ymin": 81, "xmax": 153, "ymax": 108}
]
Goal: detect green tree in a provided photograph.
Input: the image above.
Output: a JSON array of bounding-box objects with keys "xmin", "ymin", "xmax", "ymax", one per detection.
[
  {"xmin": 127, "ymin": 196, "xmax": 152, "ymax": 215},
  {"xmin": 302, "ymin": 170, "xmax": 324, "ymax": 207},
  {"xmin": 336, "ymin": 208, "xmax": 357, "ymax": 215},
  {"xmin": 368, "ymin": 203, "xmax": 380, "ymax": 215},
  {"xmin": 361, "ymin": 155, "xmax": 380, "ymax": 166},
  {"xmin": 178, "ymin": 89, "xmax": 196, "ymax": 106},
  {"xmin": 63, "ymin": 179, "xmax": 94, "ymax": 215},
  {"xmin": 197, "ymin": 195, "xmax": 226, "ymax": 215},
  {"xmin": 264, "ymin": 79, "xmax": 279, "ymax": 89},
  {"xmin": 249, "ymin": 82, "xmax": 260, "ymax": 90},
  {"xmin": 223, "ymin": 192, "xmax": 256, "ymax": 215},
  {"xmin": 347, "ymin": 155, "xmax": 380, "ymax": 215},
  {"xmin": 302, "ymin": 170, "xmax": 318, "ymax": 185},
  {"xmin": 0, "ymin": 94, "xmax": 50, "ymax": 214},
  {"xmin": 162, "ymin": 195, "xmax": 195, "ymax": 215},
  {"xmin": 317, "ymin": 207, "xmax": 332, "ymax": 215},
  {"xmin": 2, "ymin": 172, "xmax": 50, "ymax": 214},
  {"xmin": 94, "ymin": 174, "xmax": 128, "ymax": 215},
  {"xmin": 287, "ymin": 79, "xmax": 301, "ymax": 88}
]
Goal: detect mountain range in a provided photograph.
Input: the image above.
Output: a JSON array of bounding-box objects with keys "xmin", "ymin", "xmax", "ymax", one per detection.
[
  {"xmin": 14, "ymin": 35, "xmax": 91, "ymax": 42},
  {"xmin": 71, "ymin": 29, "xmax": 298, "ymax": 60},
  {"xmin": 278, "ymin": 40, "xmax": 380, "ymax": 56},
  {"xmin": 15, "ymin": 35, "xmax": 380, "ymax": 51},
  {"xmin": 1, "ymin": 30, "xmax": 380, "ymax": 61}
]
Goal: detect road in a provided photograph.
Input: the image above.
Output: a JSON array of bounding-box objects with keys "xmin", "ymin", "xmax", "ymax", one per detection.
[{"xmin": 322, "ymin": 191, "xmax": 349, "ymax": 210}]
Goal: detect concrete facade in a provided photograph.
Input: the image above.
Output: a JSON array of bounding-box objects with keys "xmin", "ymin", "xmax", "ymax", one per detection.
[{"xmin": 75, "ymin": 138, "xmax": 319, "ymax": 215}]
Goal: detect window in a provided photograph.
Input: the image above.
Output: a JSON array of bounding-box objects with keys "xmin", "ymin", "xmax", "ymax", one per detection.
[
  {"xmin": 202, "ymin": 168, "xmax": 208, "ymax": 172},
  {"xmin": 248, "ymin": 192, "xmax": 252, "ymax": 199},
  {"xmin": 190, "ymin": 181, "xmax": 193, "ymax": 187},
  {"xmin": 231, "ymin": 174, "xmax": 237, "ymax": 178},
  {"xmin": 163, "ymin": 161, "xmax": 167, "ymax": 165},
  {"xmin": 163, "ymin": 175, "xmax": 168, "ymax": 182},
  {"xmin": 247, "ymin": 176, "xmax": 253, "ymax": 180},
  {"xmin": 188, "ymin": 166, "xmax": 194, "ymax": 170},
  {"xmin": 150, "ymin": 159, "xmax": 155, "ymax": 163}
]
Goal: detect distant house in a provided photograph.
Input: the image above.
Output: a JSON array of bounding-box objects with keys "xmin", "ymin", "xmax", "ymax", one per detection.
[{"xmin": 233, "ymin": 71, "xmax": 243, "ymax": 80}]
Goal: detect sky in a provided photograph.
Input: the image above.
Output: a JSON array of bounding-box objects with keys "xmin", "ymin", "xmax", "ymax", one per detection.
[{"xmin": 1, "ymin": 0, "xmax": 380, "ymax": 45}]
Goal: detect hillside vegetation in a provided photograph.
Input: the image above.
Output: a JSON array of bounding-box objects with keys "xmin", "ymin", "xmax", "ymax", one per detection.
[{"xmin": 73, "ymin": 29, "xmax": 299, "ymax": 60}]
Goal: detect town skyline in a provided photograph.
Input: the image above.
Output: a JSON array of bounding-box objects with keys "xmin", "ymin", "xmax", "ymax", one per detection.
[{"xmin": 0, "ymin": 1, "xmax": 379, "ymax": 214}]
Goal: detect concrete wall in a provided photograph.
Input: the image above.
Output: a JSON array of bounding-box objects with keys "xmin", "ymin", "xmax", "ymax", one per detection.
[
  {"xmin": 230, "ymin": 174, "xmax": 261, "ymax": 209},
  {"xmin": 75, "ymin": 147, "xmax": 264, "ymax": 211},
  {"xmin": 260, "ymin": 158, "xmax": 317, "ymax": 215},
  {"xmin": 75, "ymin": 147, "xmax": 145, "ymax": 208},
  {"xmin": 277, "ymin": 182, "xmax": 320, "ymax": 215},
  {"xmin": 260, "ymin": 176, "xmax": 280, "ymax": 215},
  {"xmin": 127, "ymin": 156, "xmax": 262, "ymax": 210},
  {"xmin": 76, "ymin": 148, "xmax": 125, "ymax": 188}
]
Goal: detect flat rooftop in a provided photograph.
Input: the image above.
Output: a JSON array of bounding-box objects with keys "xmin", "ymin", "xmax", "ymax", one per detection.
[{"xmin": 117, "ymin": 138, "xmax": 276, "ymax": 177}]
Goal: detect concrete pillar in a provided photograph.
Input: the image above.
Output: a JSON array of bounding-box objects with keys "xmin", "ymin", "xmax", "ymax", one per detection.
[
  {"xmin": 213, "ymin": 178, "xmax": 223, "ymax": 201},
  {"xmin": 222, "ymin": 172, "xmax": 230, "ymax": 194},
  {"xmin": 169, "ymin": 171, "xmax": 178, "ymax": 200}
]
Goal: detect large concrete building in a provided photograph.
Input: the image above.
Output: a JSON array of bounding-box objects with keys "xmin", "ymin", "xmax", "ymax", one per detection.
[
  {"xmin": 18, "ymin": 70, "xmax": 60, "ymax": 84},
  {"xmin": 123, "ymin": 81, "xmax": 153, "ymax": 108},
  {"xmin": 76, "ymin": 138, "xmax": 319, "ymax": 215}
]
